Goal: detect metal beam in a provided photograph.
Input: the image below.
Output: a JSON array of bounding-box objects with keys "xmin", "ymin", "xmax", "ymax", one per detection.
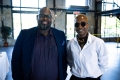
[{"xmin": 97, "ymin": 9, "xmax": 120, "ymax": 16}]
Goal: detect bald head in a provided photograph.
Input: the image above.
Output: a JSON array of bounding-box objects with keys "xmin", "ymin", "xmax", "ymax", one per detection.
[
  {"xmin": 76, "ymin": 14, "xmax": 88, "ymax": 23},
  {"xmin": 38, "ymin": 7, "xmax": 52, "ymax": 15}
]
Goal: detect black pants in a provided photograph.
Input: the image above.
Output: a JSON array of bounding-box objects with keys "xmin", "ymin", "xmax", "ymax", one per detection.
[{"xmin": 70, "ymin": 75, "xmax": 101, "ymax": 80}]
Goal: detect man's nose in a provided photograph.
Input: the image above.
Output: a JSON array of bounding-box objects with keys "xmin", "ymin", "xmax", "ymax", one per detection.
[{"xmin": 78, "ymin": 24, "xmax": 83, "ymax": 28}]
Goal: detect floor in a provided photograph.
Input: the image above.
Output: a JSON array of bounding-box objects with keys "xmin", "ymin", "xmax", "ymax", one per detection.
[{"xmin": 0, "ymin": 42, "xmax": 120, "ymax": 80}]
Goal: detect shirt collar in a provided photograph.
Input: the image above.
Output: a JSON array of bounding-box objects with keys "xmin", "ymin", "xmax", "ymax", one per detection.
[
  {"xmin": 87, "ymin": 33, "xmax": 92, "ymax": 43},
  {"xmin": 74, "ymin": 32, "xmax": 92, "ymax": 43},
  {"xmin": 37, "ymin": 28, "xmax": 53, "ymax": 37}
]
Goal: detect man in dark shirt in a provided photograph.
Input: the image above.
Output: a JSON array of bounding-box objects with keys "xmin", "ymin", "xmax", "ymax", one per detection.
[{"xmin": 11, "ymin": 7, "xmax": 67, "ymax": 80}]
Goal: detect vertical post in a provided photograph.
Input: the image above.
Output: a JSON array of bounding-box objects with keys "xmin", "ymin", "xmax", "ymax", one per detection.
[
  {"xmin": 94, "ymin": 0, "xmax": 98, "ymax": 34},
  {"xmin": 0, "ymin": 0, "xmax": 3, "ymax": 14},
  {"xmin": 117, "ymin": 34, "xmax": 120, "ymax": 48},
  {"xmin": 53, "ymin": 0, "xmax": 56, "ymax": 28}
]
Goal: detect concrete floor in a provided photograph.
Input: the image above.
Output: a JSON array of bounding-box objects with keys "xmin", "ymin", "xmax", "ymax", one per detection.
[{"xmin": 0, "ymin": 42, "xmax": 120, "ymax": 80}]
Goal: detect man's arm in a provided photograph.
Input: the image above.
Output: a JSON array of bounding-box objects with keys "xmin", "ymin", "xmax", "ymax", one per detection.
[
  {"xmin": 66, "ymin": 40, "xmax": 74, "ymax": 68},
  {"xmin": 11, "ymin": 30, "xmax": 24, "ymax": 80},
  {"xmin": 97, "ymin": 41, "xmax": 109, "ymax": 74}
]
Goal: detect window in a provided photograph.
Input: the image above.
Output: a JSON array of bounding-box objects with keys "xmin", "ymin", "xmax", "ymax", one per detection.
[
  {"xmin": 66, "ymin": 14, "xmax": 75, "ymax": 40},
  {"xmin": 12, "ymin": 0, "xmax": 46, "ymax": 11},
  {"xmin": 102, "ymin": 0, "xmax": 120, "ymax": 11},
  {"xmin": 65, "ymin": 0, "xmax": 86, "ymax": 8},
  {"xmin": 65, "ymin": 0, "xmax": 86, "ymax": 40},
  {"xmin": 101, "ymin": 0, "xmax": 120, "ymax": 37},
  {"xmin": 12, "ymin": 0, "xmax": 46, "ymax": 39},
  {"xmin": 13, "ymin": 13, "xmax": 38, "ymax": 39},
  {"xmin": 101, "ymin": 16, "xmax": 120, "ymax": 38}
]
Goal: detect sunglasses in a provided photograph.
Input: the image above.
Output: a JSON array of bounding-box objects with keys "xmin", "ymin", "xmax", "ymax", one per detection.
[
  {"xmin": 39, "ymin": 14, "xmax": 52, "ymax": 19},
  {"xmin": 75, "ymin": 22, "xmax": 87, "ymax": 27}
]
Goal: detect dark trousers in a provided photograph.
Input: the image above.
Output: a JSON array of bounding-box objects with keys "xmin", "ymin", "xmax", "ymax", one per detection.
[{"xmin": 70, "ymin": 75, "xmax": 101, "ymax": 80}]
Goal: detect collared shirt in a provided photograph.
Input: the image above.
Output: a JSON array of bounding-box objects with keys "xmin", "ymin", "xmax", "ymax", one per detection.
[
  {"xmin": 67, "ymin": 33, "xmax": 108, "ymax": 78},
  {"xmin": 77, "ymin": 33, "xmax": 88, "ymax": 49},
  {"xmin": 30, "ymin": 29, "xmax": 58, "ymax": 80}
]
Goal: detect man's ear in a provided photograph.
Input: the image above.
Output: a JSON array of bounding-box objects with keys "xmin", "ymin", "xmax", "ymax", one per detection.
[{"xmin": 36, "ymin": 15, "xmax": 38, "ymax": 20}]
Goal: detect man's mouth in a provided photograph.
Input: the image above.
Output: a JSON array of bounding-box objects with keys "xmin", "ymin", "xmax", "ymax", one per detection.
[
  {"xmin": 77, "ymin": 29, "xmax": 83, "ymax": 32},
  {"xmin": 42, "ymin": 21, "xmax": 47, "ymax": 24}
]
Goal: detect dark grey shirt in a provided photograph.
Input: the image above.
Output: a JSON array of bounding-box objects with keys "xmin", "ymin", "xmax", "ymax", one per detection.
[{"xmin": 30, "ymin": 29, "xmax": 58, "ymax": 80}]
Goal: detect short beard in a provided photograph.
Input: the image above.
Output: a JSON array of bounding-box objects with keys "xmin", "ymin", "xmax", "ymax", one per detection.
[
  {"xmin": 38, "ymin": 22, "xmax": 51, "ymax": 30},
  {"xmin": 39, "ymin": 24, "xmax": 49, "ymax": 30}
]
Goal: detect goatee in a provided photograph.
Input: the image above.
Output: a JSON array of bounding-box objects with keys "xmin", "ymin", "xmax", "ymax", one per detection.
[{"xmin": 39, "ymin": 24, "xmax": 50, "ymax": 30}]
